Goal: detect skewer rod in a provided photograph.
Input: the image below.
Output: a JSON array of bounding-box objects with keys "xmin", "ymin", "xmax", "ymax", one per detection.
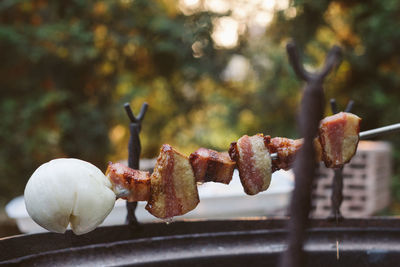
[
  {"xmin": 359, "ymin": 123, "xmax": 400, "ymax": 139},
  {"xmin": 270, "ymin": 122, "xmax": 400, "ymax": 160}
]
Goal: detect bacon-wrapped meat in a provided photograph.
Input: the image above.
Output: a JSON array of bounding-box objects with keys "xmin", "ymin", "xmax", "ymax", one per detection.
[
  {"xmin": 229, "ymin": 134, "xmax": 272, "ymax": 195},
  {"xmin": 189, "ymin": 148, "xmax": 235, "ymax": 184},
  {"xmin": 105, "ymin": 162, "xmax": 150, "ymax": 202},
  {"xmin": 145, "ymin": 144, "xmax": 199, "ymax": 219},
  {"xmin": 318, "ymin": 112, "xmax": 361, "ymax": 168}
]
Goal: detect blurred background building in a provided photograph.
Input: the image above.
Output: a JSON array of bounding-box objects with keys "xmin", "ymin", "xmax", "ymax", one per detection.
[{"xmin": 0, "ymin": 0, "xmax": 399, "ymax": 236}]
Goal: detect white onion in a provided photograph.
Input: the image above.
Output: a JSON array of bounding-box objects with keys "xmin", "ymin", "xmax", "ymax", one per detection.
[{"xmin": 24, "ymin": 158, "xmax": 116, "ymax": 235}]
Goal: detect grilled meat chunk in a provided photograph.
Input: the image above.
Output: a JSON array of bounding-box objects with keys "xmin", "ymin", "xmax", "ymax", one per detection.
[
  {"xmin": 229, "ymin": 134, "xmax": 272, "ymax": 195},
  {"xmin": 105, "ymin": 163, "xmax": 150, "ymax": 202},
  {"xmin": 267, "ymin": 137, "xmax": 323, "ymax": 171},
  {"xmin": 267, "ymin": 137, "xmax": 303, "ymax": 171},
  {"xmin": 189, "ymin": 148, "xmax": 235, "ymax": 184},
  {"xmin": 318, "ymin": 112, "xmax": 361, "ymax": 168},
  {"xmin": 146, "ymin": 144, "xmax": 199, "ymax": 219}
]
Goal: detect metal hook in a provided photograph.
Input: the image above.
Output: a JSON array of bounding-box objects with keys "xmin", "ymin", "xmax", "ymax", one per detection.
[
  {"xmin": 280, "ymin": 42, "xmax": 342, "ymax": 267},
  {"xmin": 319, "ymin": 46, "xmax": 342, "ymax": 79},
  {"xmin": 286, "ymin": 42, "xmax": 311, "ymax": 82},
  {"xmin": 124, "ymin": 102, "xmax": 149, "ymax": 228},
  {"xmin": 286, "ymin": 42, "xmax": 342, "ymax": 83},
  {"xmin": 124, "ymin": 102, "xmax": 148, "ymax": 123}
]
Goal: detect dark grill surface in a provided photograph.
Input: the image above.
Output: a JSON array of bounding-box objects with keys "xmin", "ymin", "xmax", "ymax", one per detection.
[{"xmin": 1, "ymin": 218, "xmax": 400, "ymax": 266}]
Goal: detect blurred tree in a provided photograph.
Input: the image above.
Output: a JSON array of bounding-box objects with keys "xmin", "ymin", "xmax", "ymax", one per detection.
[
  {"xmin": 0, "ymin": 0, "xmax": 233, "ymax": 202},
  {"xmin": 270, "ymin": 0, "xmax": 400, "ymax": 130}
]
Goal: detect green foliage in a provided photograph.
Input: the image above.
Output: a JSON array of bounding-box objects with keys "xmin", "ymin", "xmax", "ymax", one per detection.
[{"xmin": 0, "ymin": 0, "xmax": 232, "ymax": 201}]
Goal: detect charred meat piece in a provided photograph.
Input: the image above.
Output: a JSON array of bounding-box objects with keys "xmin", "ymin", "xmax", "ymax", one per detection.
[
  {"xmin": 318, "ymin": 112, "xmax": 361, "ymax": 168},
  {"xmin": 229, "ymin": 134, "xmax": 272, "ymax": 195},
  {"xmin": 267, "ymin": 137, "xmax": 303, "ymax": 171},
  {"xmin": 267, "ymin": 137, "xmax": 322, "ymax": 171},
  {"xmin": 189, "ymin": 148, "xmax": 235, "ymax": 184},
  {"xmin": 146, "ymin": 144, "xmax": 199, "ymax": 219},
  {"xmin": 105, "ymin": 163, "xmax": 150, "ymax": 202}
]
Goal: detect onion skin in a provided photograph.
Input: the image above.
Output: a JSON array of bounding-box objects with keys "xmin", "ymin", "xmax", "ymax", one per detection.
[{"xmin": 24, "ymin": 158, "xmax": 116, "ymax": 235}]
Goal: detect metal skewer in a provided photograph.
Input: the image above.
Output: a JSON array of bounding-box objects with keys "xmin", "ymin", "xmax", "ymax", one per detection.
[
  {"xmin": 359, "ymin": 123, "xmax": 400, "ymax": 139},
  {"xmin": 270, "ymin": 122, "xmax": 400, "ymax": 160}
]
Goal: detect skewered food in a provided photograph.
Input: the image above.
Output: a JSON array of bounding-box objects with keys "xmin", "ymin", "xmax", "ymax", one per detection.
[
  {"xmin": 145, "ymin": 144, "xmax": 199, "ymax": 219},
  {"xmin": 318, "ymin": 112, "xmax": 361, "ymax": 168},
  {"xmin": 267, "ymin": 137, "xmax": 323, "ymax": 171},
  {"xmin": 24, "ymin": 112, "xmax": 366, "ymax": 234},
  {"xmin": 189, "ymin": 148, "xmax": 235, "ymax": 184},
  {"xmin": 24, "ymin": 158, "xmax": 116, "ymax": 235},
  {"xmin": 106, "ymin": 163, "xmax": 150, "ymax": 202},
  {"xmin": 226, "ymin": 113, "xmax": 359, "ymax": 194},
  {"xmin": 266, "ymin": 112, "xmax": 360, "ymax": 170},
  {"xmin": 267, "ymin": 137, "xmax": 303, "ymax": 171},
  {"xmin": 229, "ymin": 134, "xmax": 272, "ymax": 195}
]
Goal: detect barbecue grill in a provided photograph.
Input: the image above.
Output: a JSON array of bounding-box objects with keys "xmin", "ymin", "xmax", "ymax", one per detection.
[
  {"xmin": 1, "ymin": 42, "xmax": 399, "ymax": 267},
  {"xmin": 1, "ymin": 219, "xmax": 400, "ymax": 266}
]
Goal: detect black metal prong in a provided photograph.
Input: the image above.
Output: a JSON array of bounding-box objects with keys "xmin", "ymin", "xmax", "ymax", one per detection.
[
  {"xmin": 345, "ymin": 100, "xmax": 354, "ymax": 113},
  {"xmin": 137, "ymin": 103, "xmax": 149, "ymax": 121},
  {"xmin": 124, "ymin": 102, "xmax": 148, "ymax": 229},
  {"xmin": 330, "ymin": 98, "xmax": 338, "ymax": 114},
  {"xmin": 328, "ymin": 99, "xmax": 354, "ymax": 222},
  {"xmin": 328, "ymin": 168, "xmax": 344, "ymax": 222},
  {"xmin": 329, "ymin": 98, "xmax": 342, "ymax": 221},
  {"xmin": 124, "ymin": 103, "xmax": 137, "ymax": 123},
  {"xmin": 280, "ymin": 42, "xmax": 342, "ymax": 267},
  {"xmin": 286, "ymin": 42, "xmax": 311, "ymax": 82},
  {"xmin": 319, "ymin": 46, "xmax": 342, "ymax": 79},
  {"xmin": 124, "ymin": 102, "xmax": 148, "ymax": 123}
]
